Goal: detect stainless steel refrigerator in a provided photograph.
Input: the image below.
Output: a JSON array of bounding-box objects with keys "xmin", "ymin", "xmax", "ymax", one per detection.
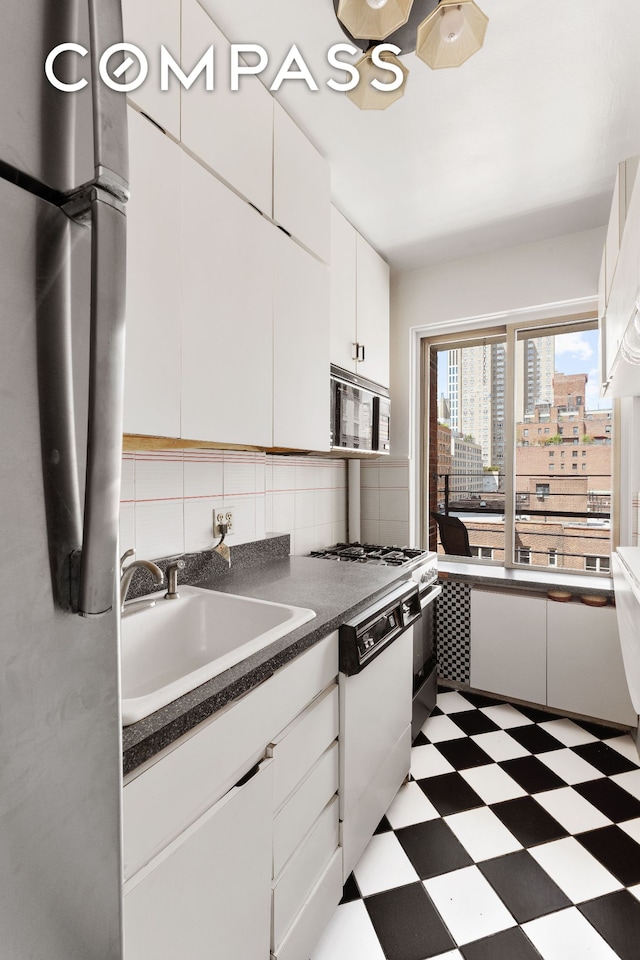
[{"xmin": 0, "ymin": 2, "xmax": 127, "ymax": 957}]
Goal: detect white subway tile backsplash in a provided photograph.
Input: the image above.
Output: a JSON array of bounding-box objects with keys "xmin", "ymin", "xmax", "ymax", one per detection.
[
  {"xmin": 119, "ymin": 503, "xmax": 135, "ymax": 555},
  {"xmin": 361, "ymin": 487, "xmax": 380, "ymax": 521},
  {"xmin": 361, "ymin": 519, "xmax": 380, "ymax": 543},
  {"xmin": 379, "ymin": 520, "xmax": 410, "ymax": 547},
  {"xmin": 135, "ymin": 452, "xmax": 184, "ymax": 502},
  {"xmin": 378, "ymin": 461, "xmax": 409, "ymax": 488},
  {"xmin": 183, "ymin": 454, "xmax": 224, "ymax": 499},
  {"xmin": 120, "ymin": 450, "xmax": 348, "ymax": 560},
  {"xmin": 121, "ymin": 454, "xmax": 135, "ymax": 502},
  {"xmin": 295, "ymin": 489, "xmax": 316, "ymax": 529},
  {"xmin": 379, "ymin": 488, "xmax": 410, "ymax": 523},
  {"xmin": 361, "ymin": 464, "xmax": 380, "ymax": 488},
  {"xmin": 136, "ymin": 500, "xmax": 185, "ymax": 558},
  {"xmin": 184, "ymin": 497, "xmax": 222, "ymax": 552}
]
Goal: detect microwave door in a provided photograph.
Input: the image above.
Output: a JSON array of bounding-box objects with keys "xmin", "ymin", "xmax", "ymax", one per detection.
[{"xmin": 337, "ymin": 383, "xmax": 374, "ymax": 451}]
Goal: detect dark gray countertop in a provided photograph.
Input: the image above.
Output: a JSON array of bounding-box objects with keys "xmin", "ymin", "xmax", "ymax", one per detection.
[
  {"xmin": 437, "ymin": 559, "xmax": 615, "ymax": 597},
  {"xmin": 122, "ymin": 553, "xmax": 416, "ymax": 776}
]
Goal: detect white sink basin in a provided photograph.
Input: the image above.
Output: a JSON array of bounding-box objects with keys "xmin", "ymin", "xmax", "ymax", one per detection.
[{"xmin": 121, "ymin": 585, "xmax": 315, "ymax": 725}]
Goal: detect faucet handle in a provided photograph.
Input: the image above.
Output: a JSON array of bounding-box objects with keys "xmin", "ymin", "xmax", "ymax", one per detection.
[{"xmin": 120, "ymin": 548, "xmax": 135, "ymax": 571}]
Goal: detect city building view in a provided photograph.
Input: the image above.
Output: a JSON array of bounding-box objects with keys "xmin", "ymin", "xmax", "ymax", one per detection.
[{"xmin": 433, "ymin": 329, "xmax": 612, "ymax": 571}]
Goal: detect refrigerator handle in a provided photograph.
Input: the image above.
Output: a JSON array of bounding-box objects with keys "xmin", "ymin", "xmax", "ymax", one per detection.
[
  {"xmin": 77, "ymin": 190, "xmax": 127, "ymax": 617},
  {"xmin": 87, "ymin": 0, "xmax": 129, "ymax": 200}
]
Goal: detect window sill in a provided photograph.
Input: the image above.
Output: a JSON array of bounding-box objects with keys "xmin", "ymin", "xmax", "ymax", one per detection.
[{"xmin": 437, "ymin": 559, "xmax": 614, "ymax": 597}]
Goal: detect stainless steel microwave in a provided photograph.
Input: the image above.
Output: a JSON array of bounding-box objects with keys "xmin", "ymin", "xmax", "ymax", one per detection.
[{"xmin": 330, "ymin": 365, "xmax": 390, "ymax": 454}]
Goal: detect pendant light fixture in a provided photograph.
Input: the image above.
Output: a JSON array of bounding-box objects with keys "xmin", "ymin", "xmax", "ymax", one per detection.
[
  {"xmin": 336, "ymin": 0, "xmax": 416, "ymax": 42},
  {"xmin": 333, "ymin": 0, "xmax": 489, "ymax": 109},
  {"xmin": 346, "ymin": 46, "xmax": 409, "ymax": 110},
  {"xmin": 416, "ymin": 0, "xmax": 489, "ymax": 69}
]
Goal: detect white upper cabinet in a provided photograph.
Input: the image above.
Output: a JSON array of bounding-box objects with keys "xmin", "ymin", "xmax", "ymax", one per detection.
[
  {"xmin": 273, "ymin": 103, "xmax": 331, "ymax": 263},
  {"xmin": 329, "ymin": 207, "xmax": 390, "ymax": 387},
  {"xmin": 273, "ymin": 230, "xmax": 330, "ymax": 451},
  {"xmin": 181, "ymin": 152, "xmax": 274, "ymax": 447},
  {"xmin": 356, "ymin": 234, "xmax": 390, "ymax": 387},
  {"xmin": 180, "ymin": 0, "xmax": 273, "ymax": 216},
  {"xmin": 330, "ymin": 206, "xmax": 358, "ymax": 373},
  {"xmin": 601, "ymin": 156, "xmax": 640, "ymax": 398},
  {"xmin": 123, "ymin": 108, "xmax": 181, "ymax": 438},
  {"xmin": 121, "ymin": 0, "xmax": 181, "ymax": 140}
]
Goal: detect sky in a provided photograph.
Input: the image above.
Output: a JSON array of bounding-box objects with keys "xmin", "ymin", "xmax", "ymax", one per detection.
[{"xmin": 436, "ymin": 328, "xmax": 611, "ymax": 413}]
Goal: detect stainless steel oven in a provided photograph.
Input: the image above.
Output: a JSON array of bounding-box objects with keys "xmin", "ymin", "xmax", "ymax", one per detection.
[{"xmin": 330, "ymin": 364, "xmax": 390, "ymax": 453}]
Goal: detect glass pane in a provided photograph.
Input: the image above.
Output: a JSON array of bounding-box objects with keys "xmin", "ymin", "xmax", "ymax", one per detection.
[
  {"xmin": 513, "ymin": 325, "xmax": 612, "ymax": 571},
  {"xmin": 432, "ymin": 340, "xmax": 506, "ymax": 559}
]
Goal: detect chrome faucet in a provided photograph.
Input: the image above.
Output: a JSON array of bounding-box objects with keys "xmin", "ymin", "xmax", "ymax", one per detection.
[{"xmin": 120, "ymin": 549, "xmax": 164, "ymax": 613}]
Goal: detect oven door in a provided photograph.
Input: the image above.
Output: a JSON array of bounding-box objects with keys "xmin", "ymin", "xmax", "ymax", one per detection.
[{"xmin": 412, "ymin": 583, "xmax": 442, "ymax": 739}]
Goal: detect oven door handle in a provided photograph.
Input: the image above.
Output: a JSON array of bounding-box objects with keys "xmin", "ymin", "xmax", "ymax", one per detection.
[{"xmin": 419, "ymin": 583, "xmax": 442, "ymax": 610}]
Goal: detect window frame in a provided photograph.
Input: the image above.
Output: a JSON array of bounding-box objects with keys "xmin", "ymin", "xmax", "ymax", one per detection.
[{"xmin": 423, "ymin": 313, "xmax": 616, "ymax": 576}]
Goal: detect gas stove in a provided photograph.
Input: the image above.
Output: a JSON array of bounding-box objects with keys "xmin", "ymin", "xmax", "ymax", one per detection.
[{"xmin": 310, "ymin": 542, "xmax": 438, "ymax": 583}]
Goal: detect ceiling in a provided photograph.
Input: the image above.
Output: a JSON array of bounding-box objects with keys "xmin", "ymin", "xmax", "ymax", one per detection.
[{"xmin": 200, "ymin": 0, "xmax": 640, "ymax": 271}]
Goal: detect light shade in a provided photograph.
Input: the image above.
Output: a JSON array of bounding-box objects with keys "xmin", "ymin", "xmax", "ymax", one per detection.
[
  {"xmin": 337, "ymin": 0, "xmax": 416, "ymax": 42},
  {"xmin": 347, "ymin": 48, "xmax": 409, "ymax": 110},
  {"xmin": 416, "ymin": 0, "xmax": 488, "ymax": 69}
]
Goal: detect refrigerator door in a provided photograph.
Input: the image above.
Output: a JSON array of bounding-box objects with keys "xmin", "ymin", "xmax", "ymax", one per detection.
[
  {"xmin": 0, "ymin": 0, "xmax": 94, "ymax": 192},
  {"xmin": 0, "ymin": 0, "xmax": 128, "ymax": 198},
  {"xmin": 0, "ymin": 177, "xmax": 123, "ymax": 957}
]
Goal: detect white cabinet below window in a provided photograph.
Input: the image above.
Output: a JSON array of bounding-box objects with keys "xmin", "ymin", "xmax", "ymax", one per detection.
[
  {"xmin": 547, "ymin": 602, "xmax": 636, "ymax": 726},
  {"xmin": 470, "ymin": 590, "xmax": 547, "ymax": 706},
  {"xmin": 273, "ymin": 230, "xmax": 330, "ymax": 451},
  {"xmin": 470, "ymin": 588, "xmax": 637, "ymax": 726},
  {"xmin": 329, "ymin": 206, "xmax": 390, "ymax": 388}
]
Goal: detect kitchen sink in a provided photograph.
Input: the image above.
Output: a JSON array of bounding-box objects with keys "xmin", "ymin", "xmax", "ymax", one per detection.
[{"xmin": 120, "ymin": 585, "xmax": 315, "ymax": 725}]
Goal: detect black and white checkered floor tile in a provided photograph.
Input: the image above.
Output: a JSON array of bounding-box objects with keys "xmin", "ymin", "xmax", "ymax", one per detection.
[{"xmin": 311, "ymin": 689, "xmax": 640, "ymax": 960}]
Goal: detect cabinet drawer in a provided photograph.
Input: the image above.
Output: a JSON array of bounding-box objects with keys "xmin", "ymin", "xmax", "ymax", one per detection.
[
  {"xmin": 273, "ymin": 742, "xmax": 339, "ymax": 878},
  {"xmin": 269, "ymin": 684, "xmax": 338, "ymax": 811},
  {"xmin": 272, "ymin": 796, "xmax": 339, "ymax": 949},
  {"xmin": 124, "ymin": 631, "xmax": 338, "ymax": 879},
  {"xmin": 271, "ymin": 849, "xmax": 343, "ymax": 960},
  {"xmin": 124, "ymin": 758, "xmax": 273, "ymax": 960}
]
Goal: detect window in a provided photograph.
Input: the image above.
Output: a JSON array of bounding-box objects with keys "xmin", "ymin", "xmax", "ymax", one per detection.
[
  {"xmin": 428, "ymin": 319, "xmax": 612, "ymax": 573},
  {"xmin": 585, "ymin": 556, "xmax": 611, "ymax": 573},
  {"xmin": 470, "ymin": 546, "xmax": 494, "ymax": 559}
]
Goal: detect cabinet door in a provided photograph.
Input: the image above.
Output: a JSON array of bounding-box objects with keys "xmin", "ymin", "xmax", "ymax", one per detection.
[
  {"xmin": 123, "ymin": 108, "xmax": 181, "ymax": 437},
  {"xmin": 180, "ymin": 0, "xmax": 273, "ymax": 215},
  {"xmin": 273, "ymin": 231, "xmax": 330, "ymax": 451},
  {"xmin": 121, "ymin": 0, "xmax": 181, "ymax": 140},
  {"xmin": 181, "ymin": 152, "xmax": 274, "ymax": 447},
  {"xmin": 356, "ymin": 234, "xmax": 390, "ymax": 387},
  {"xmin": 470, "ymin": 590, "xmax": 547, "ymax": 704},
  {"xmin": 273, "ymin": 102, "xmax": 330, "ymax": 262},
  {"xmin": 330, "ymin": 206, "xmax": 358, "ymax": 373},
  {"xmin": 547, "ymin": 602, "xmax": 637, "ymax": 725},
  {"xmin": 124, "ymin": 758, "xmax": 273, "ymax": 960}
]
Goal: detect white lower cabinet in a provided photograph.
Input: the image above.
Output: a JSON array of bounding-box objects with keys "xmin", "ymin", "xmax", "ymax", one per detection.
[
  {"xmin": 470, "ymin": 588, "xmax": 636, "ymax": 726},
  {"xmin": 124, "ymin": 758, "xmax": 273, "ymax": 960},
  {"xmin": 470, "ymin": 590, "xmax": 547, "ymax": 705},
  {"xmin": 547, "ymin": 601, "xmax": 636, "ymax": 726},
  {"xmin": 123, "ymin": 632, "xmax": 341, "ymax": 960}
]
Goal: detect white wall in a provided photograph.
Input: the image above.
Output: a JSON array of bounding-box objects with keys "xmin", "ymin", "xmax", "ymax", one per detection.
[{"xmin": 390, "ymin": 225, "xmax": 606, "ymax": 459}]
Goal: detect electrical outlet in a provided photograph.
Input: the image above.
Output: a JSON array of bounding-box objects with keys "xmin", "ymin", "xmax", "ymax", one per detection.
[
  {"xmin": 225, "ymin": 511, "xmax": 233, "ymax": 532},
  {"xmin": 213, "ymin": 511, "xmax": 226, "ymax": 537}
]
